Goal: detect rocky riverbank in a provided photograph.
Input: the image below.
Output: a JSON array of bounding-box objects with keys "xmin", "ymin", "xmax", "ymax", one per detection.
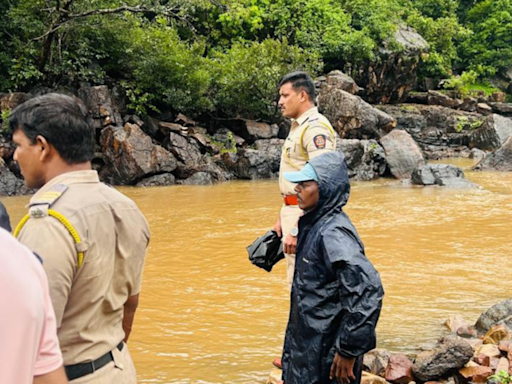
[
  {"xmin": 267, "ymin": 299, "xmax": 512, "ymax": 384},
  {"xmin": 1, "ymin": 71, "xmax": 512, "ymax": 196}
]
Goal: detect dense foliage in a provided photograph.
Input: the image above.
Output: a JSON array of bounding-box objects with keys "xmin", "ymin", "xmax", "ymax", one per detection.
[{"xmin": 0, "ymin": 0, "xmax": 510, "ymax": 119}]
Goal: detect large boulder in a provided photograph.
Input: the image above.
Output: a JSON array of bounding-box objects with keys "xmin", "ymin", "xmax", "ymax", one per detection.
[
  {"xmin": 164, "ymin": 131, "xmax": 204, "ymax": 167},
  {"xmin": 380, "ymin": 130, "xmax": 425, "ymax": 179},
  {"xmin": 412, "ymin": 337, "xmax": 474, "ymax": 382},
  {"xmin": 338, "ymin": 139, "xmax": 387, "ymax": 181},
  {"xmin": 78, "ymin": 85, "xmax": 122, "ymax": 129},
  {"xmin": 100, "ymin": 123, "xmax": 177, "ymax": 184},
  {"xmin": 411, "ymin": 164, "xmax": 479, "ymax": 188},
  {"xmin": 344, "ymin": 26, "xmax": 429, "ymax": 104},
  {"xmin": 474, "ymin": 135, "xmax": 512, "ymax": 171},
  {"xmin": 475, "ymin": 299, "xmax": 512, "ymax": 334},
  {"xmin": 317, "ymin": 86, "xmax": 396, "ymax": 139},
  {"xmin": 469, "ymin": 114, "xmax": 512, "ymax": 151}
]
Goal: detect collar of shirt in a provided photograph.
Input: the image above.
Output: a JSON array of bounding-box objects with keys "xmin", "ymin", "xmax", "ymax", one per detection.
[
  {"xmin": 291, "ymin": 107, "xmax": 319, "ymax": 129},
  {"xmin": 29, "ymin": 170, "xmax": 100, "ymax": 206}
]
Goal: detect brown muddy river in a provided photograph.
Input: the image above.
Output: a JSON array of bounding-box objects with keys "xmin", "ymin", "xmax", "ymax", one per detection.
[{"xmin": 3, "ymin": 158, "xmax": 512, "ymax": 383}]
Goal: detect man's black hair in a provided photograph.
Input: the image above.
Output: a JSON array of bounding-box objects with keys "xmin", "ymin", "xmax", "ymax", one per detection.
[
  {"xmin": 279, "ymin": 71, "xmax": 315, "ymax": 101},
  {"xmin": 9, "ymin": 93, "xmax": 95, "ymax": 164}
]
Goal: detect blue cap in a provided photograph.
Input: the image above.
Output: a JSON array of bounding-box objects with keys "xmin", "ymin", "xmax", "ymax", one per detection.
[{"xmin": 284, "ymin": 163, "xmax": 319, "ymax": 183}]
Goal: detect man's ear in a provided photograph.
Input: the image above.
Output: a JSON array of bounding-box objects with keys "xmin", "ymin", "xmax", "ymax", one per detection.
[{"xmin": 35, "ymin": 135, "xmax": 52, "ymax": 161}]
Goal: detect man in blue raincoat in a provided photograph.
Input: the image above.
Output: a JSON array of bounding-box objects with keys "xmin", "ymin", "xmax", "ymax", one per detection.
[{"xmin": 281, "ymin": 151, "xmax": 384, "ymax": 384}]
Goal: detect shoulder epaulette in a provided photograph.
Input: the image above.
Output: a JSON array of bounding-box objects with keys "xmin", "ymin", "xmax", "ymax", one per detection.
[{"xmin": 29, "ymin": 184, "xmax": 68, "ymax": 218}]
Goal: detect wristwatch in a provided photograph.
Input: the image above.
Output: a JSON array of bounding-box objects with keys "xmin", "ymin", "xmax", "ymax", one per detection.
[{"xmin": 290, "ymin": 226, "xmax": 299, "ymax": 237}]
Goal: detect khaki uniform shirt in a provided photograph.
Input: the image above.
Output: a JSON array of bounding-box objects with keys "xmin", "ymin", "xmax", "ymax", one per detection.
[
  {"xmin": 17, "ymin": 170, "xmax": 150, "ymax": 365},
  {"xmin": 279, "ymin": 107, "xmax": 337, "ymax": 195}
]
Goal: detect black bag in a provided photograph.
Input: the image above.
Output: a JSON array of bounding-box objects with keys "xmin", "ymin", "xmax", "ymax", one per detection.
[{"xmin": 247, "ymin": 230, "xmax": 284, "ymax": 272}]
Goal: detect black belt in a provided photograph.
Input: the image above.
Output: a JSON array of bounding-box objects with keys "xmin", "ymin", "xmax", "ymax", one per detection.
[{"xmin": 65, "ymin": 341, "xmax": 124, "ymax": 381}]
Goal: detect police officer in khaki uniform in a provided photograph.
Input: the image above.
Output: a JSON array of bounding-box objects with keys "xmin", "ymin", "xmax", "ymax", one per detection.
[
  {"xmin": 10, "ymin": 93, "xmax": 150, "ymax": 383},
  {"xmin": 273, "ymin": 72, "xmax": 336, "ymax": 288}
]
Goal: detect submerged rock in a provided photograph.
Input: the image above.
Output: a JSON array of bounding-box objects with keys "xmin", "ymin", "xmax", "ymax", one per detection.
[
  {"xmin": 411, "ymin": 164, "xmax": 478, "ymax": 188},
  {"xmin": 136, "ymin": 173, "xmax": 176, "ymax": 187}
]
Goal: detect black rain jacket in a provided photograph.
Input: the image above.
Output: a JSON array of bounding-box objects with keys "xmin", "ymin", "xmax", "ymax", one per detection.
[
  {"xmin": 0, "ymin": 200, "xmax": 11, "ymax": 232},
  {"xmin": 282, "ymin": 151, "xmax": 384, "ymax": 384}
]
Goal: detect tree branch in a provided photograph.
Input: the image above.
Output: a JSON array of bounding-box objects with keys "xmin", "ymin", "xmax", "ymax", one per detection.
[{"xmin": 34, "ymin": 4, "xmax": 193, "ymax": 41}]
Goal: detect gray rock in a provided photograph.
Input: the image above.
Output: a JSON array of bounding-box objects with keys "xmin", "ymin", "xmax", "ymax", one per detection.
[
  {"xmin": 338, "ymin": 139, "xmax": 387, "ymax": 181},
  {"xmin": 475, "ymin": 299, "xmax": 512, "ymax": 334},
  {"xmin": 469, "ymin": 114, "xmax": 512, "ymax": 151},
  {"xmin": 474, "ymin": 135, "xmax": 512, "ymax": 171},
  {"xmin": 181, "ymin": 172, "xmax": 213, "ymax": 185},
  {"xmin": 0, "ymin": 160, "xmax": 33, "ymax": 196},
  {"xmin": 411, "ymin": 164, "xmax": 479, "ymax": 188},
  {"xmin": 136, "ymin": 173, "xmax": 176, "ymax": 187},
  {"xmin": 317, "ymin": 86, "xmax": 396, "ymax": 139},
  {"xmin": 380, "ymin": 130, "xmax": 425, "ymax": 179},
  {"xmin": 469, "ymin": 148, "xmax": 487, "ymax": 159},
  {"xmin": 100, "ymin": 123, "xmax": 177, "ymax": 184},
  {"xmin": 223, "ymin": 138, "xmax": 283, "ymax": 179},
  {"xmin": 412, "ymin": 337, "xmax": 474, "ymax": 382}
]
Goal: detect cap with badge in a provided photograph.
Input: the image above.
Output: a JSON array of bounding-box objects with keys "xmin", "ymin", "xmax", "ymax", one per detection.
[{"xmin": 283, "ymin": 162, "xmax": 319, "ymax": 183}]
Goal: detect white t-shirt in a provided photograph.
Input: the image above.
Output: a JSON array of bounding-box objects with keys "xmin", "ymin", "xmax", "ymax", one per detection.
[{"xmin": 0, "ymin": 228, "xmax": 63, "ymax": 383}]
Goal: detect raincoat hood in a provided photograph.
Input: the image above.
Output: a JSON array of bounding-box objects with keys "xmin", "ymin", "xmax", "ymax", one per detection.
[{"xmin": 299, "ymin": 151, "xmax": 350, "ymax": 235}]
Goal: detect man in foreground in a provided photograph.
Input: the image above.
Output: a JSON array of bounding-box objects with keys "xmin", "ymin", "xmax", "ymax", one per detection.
[
  {"xmin": 0, "ymin": 227, "xmax": 68, "ymax": 384},
  {"xmin": 10, "ymin": 93, "xmax": 150, "ymax": 383},
  {"xmin": 281, "ymin": 151, "xmax": 384, "ymax": 384}
]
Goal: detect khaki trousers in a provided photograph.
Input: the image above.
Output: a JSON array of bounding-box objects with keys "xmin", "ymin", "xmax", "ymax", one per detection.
[
  {"xmin": 280, "ymin": 205, "xmax": 302, "ymax": 287},
  {"xmin": 71, "ymin": 342, "xmax": 137, "ymax": 384}
]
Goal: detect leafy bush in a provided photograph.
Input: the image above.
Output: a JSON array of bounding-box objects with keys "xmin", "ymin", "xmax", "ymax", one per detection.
[{"xmin": 209, "ymin": 39, "xmax": 322, "ymax": 120}]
